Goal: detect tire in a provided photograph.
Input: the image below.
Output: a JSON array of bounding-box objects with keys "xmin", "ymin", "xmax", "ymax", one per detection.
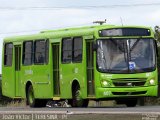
[
  {"xmin": 27, "ymin": 85, "xmax": 47, "ymax": 107},
  {"xmin": 70, "ymin": 85, "xmax": 88, "ymax": 107},
  {"xmin": 125, "ymin": 99, "xmax": 137, "ymax": 107}
]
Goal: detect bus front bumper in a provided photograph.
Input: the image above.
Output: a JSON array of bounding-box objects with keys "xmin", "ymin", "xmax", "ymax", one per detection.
[{"xmin": 96, "ymin": 85, "xmax": 158, "ymax": 99}]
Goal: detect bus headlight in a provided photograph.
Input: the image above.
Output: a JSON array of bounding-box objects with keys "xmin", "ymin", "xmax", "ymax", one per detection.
[
  {"xmin": 101, "ymin": 80, "xmax": 111, "ymax": 87},
  {"xmin": 149, "ymin": 79, "xmax": 155, "ymax": 85}
]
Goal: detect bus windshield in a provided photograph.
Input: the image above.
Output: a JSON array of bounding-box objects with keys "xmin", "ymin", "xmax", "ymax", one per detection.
[{"xmin": 97, "ymin": 38, "xmax": 156, "ymax": 73}]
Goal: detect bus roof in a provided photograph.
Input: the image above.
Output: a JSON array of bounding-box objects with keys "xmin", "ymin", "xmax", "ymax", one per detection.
[{"xmin": 3, "ymin": 24, "xmax": 152, "ymax": 42}]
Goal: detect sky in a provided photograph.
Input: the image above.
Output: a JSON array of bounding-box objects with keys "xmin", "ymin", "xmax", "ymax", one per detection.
[{"xmin": 0, "ymin": 0, "xmax": 160, "ymax": 73}]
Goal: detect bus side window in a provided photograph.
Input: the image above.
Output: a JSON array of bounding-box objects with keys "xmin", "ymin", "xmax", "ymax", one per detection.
[
  {"xmin": 45, "ymin": 40, "xmax": 49, "ymax": 64},
  {"xmin": 62, "ymin": 38, "xmax": 72, "ymax": 63},
  {"xmin": 73, "ymin": 37, "xmax": 83, "ymax": 63},
  {"xmin": 23, "ymin": 41, "xmax": 33, "ymax": 65},
  {"xmin": 4, "ymin": 43, "xmax": 13, "ymax": 66},
  {"xmin": 34, "ymin": 40, "xmax": 46, "ymax": 64}
]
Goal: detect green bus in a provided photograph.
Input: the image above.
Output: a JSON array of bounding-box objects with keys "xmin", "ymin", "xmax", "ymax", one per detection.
[{"xmin": 2, "ymin": 25, "xmax": 158, "ymax": 107}]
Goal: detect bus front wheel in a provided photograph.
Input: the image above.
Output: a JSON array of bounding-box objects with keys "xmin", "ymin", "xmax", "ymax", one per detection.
[
  {"xmin": 70, "ymin": 85, "xmax": 88, "ymax": 107},
  {"xmin": 125, "ymin": 99, "xmax": 137, "ymax": 107}
]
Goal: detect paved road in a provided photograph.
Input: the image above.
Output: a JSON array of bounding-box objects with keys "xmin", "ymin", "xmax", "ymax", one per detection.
[{"xmin": 0, "ymin": 106, "xmax": 160, "ymax": 120}]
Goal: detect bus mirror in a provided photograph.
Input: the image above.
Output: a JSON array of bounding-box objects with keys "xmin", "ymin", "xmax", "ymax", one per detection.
[
  {"xmin": 155, "ymin": 26, "xmax": 160, "ymax": 42},
  {"xmin": 155, "ymin": 40, "xmax": 159, "ymax": 57}
]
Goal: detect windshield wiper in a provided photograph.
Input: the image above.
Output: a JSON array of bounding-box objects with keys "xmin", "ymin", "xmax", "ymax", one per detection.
[
  {"xmin": 130, "ymin": 39, "xmax": 140, "ymax": 52},
  {"xmin": 110, "ymin": 40, "xmax": 125, "ymax": 52}
]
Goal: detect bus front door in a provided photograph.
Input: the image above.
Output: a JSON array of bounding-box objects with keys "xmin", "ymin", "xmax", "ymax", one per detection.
[
  {"xmin": 86, "ymin": 41, "xmax": 95, "ymax": 96},
  {"xmin": 52, "ymin": 43, "xmax": 60, "ymax": 96},
  {"xmin": 15, "ymin": 45, "xmax": 21, "ymax": 97}
]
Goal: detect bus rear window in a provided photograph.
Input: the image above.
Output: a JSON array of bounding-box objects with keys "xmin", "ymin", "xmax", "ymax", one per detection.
[
  {"xmin": 4, "ymin": 43, "xmax": 13, "ymax": 66},
  {"xmin": 99, "ymin": 28, "xmax": 151, "ymax": 37}
]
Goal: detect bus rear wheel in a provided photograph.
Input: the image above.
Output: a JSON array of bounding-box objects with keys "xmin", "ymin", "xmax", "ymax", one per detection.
[
  {"xmin": 70, "ymin": 85, "xmax": 88, "ymax": 107},
  {"xmin": 27, "ymin": 85, "xmax": 47, "ymax": 107}
]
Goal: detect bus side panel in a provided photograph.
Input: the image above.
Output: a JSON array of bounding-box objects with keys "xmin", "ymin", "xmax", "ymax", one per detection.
[
  {"xmin": 59, "ymin": 64, "xmax": 73, "ymax": 98},
  {"xmin": 21, "ymin": 64, "xmax": 53, "ymax": 99},
  {"xmin": 21, "ymin": 66, "xmax": 32, "ymax": 98},
  {"xmin": 60, "ymin": 64, "xmax": 88, "ymax": 99},
  {"xmin": 60, "ymin": 37, "xmax": 88, "ymax": 99},
  {"xmin": 2, "ymin": 68, "xmax": 15, "ymax": 98},
  {"xmin": 2, "ymin": 44, "xmax": 15, "ymax": 98},
  {"xmin": 32, "ymin": 65, "xmax": 52, "ymax": 98}
]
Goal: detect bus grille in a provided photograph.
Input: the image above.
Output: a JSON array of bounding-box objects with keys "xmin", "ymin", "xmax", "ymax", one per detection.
[
  {"xmin": 112, "ymin": 91, "xmax": 147, "ymax": 95},
  {"xmin": 112, "ymin": 78, "xmax": 146, "ymax": 87}
]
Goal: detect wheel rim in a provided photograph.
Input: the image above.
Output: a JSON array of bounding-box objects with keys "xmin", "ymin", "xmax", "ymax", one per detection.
[
  {"xmin": 75, "ymin": 89, "xmax": 83, "ymax": 106},
  {"xmin": 29, "ymin": 89, "xmax": 34, "ymax": 104}
]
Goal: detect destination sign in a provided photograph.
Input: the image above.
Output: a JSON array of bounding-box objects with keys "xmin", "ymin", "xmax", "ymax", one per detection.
[{"xmin": 99, "ymin": 28, "xmax": 151, "ymax": 37}]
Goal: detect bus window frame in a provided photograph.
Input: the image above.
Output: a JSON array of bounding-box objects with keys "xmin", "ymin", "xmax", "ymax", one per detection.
[
  {"xmin": 61, "ymin": 36, "xmax": 83, "ymax": 64},
  {"xmin": 45, "ymin": 39, "xmax": 49, "ymax": 64},
  {"xmin": 72, "ymin": 37, "xmax": 83, "ymax": 63},
  {"xmin": 4, "ymin": 42, "xmax": 13, "ymax": 67},
  {"xmin": 61, "ymin": 37, "xmax": 73, "ymax": 64},
  {"xmin": 34, "ymin": 39, "xmax": 48, "ymax": 65},
  {"xmin": 22, "ymin": 40, "xmax": 33, "ymax": 66}
]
